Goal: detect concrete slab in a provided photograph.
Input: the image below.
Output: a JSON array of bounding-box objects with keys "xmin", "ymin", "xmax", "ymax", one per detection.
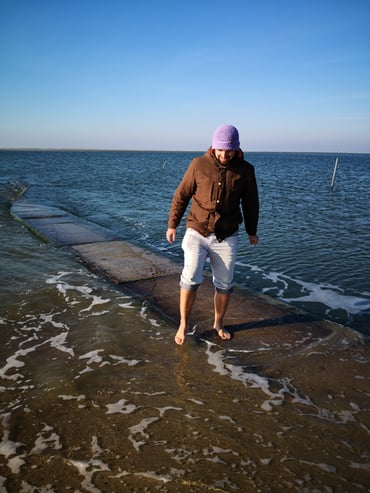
[
  {"xmin": 72, "ymin": 240, "xmax": 182, "ymax": 283},
  {"xmin": 11, "ymin": 200, "xmax": 120, "ymax": 245},
  {"xmin": 23, "ymin": 217, "xmax": 120, "ymax": 245},
  {"xmin": 11, "ymin": 202, "xmax": 69, "ymax": 219}
]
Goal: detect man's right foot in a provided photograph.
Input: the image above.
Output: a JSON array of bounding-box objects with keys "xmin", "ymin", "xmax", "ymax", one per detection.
[{"xmin": 175, "ymin": 327, "xmax": 187, "ymax": 345}]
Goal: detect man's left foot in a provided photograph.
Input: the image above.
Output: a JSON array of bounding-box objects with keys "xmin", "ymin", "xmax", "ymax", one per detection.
[
  {"xmin": 175, "ymin": 327, "xmax": 187, "ymax": 345},
  {"xmin": 214, "ymin": 327, "xmax": 231, "ymax": 340}
]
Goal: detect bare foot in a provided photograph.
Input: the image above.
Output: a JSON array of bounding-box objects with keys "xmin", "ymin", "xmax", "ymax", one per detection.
[
  {"xmin": 214, "ymin": 327, "xmax": 231, "ymax": 341},
  {"xmin": 175, "ymin": 327, "xmax": 187, "ymax": 345}
]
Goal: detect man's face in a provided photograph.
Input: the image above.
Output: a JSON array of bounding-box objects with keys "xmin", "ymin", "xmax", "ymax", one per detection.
[{"xmin": 214, "ymin": 149, "xmax": 235, "ymax": 165}]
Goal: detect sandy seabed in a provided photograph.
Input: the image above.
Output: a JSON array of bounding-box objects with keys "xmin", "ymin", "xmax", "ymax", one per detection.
[{"xmin": 1, "ymin": 279, "xmax": 369, "ymax": 492}]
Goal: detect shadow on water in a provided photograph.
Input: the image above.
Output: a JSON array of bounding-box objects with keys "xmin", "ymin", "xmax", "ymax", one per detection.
[
  {"xmin": 197, "ymin": 313, "xmax": 322, "ymax": 340},
  {"xmin": 227, "ymin": 313, "xmax": 320, "ymax": 334}
]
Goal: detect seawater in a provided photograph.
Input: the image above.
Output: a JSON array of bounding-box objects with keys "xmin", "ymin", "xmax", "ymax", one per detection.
[
  {"xmin": 1, "ymin": 150, "xmax": 369, "ymax": 335},
  {"xmin": 0, "ymin": 150, "xmax": 370, "ymax": 492}
]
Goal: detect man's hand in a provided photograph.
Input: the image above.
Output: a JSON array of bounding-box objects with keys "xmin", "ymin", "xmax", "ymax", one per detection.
[
  {"xmin": 166, "ymin": 228, "xmax": 177, "ymax": 244},
  {"xmin": 248, "ymin": 234, "xmax": 259, "ymax": 246}
]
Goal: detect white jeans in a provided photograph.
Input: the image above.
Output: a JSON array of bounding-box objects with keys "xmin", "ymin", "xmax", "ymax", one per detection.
[{"xmin": 180, "ymin": 228, "xmax": 239, "ymax": 294}]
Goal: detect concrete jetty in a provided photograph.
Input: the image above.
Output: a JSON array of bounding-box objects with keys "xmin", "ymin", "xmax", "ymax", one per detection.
[{"xmin": 11, "ymin": 198, "xmax": 345, "ymax": 362}]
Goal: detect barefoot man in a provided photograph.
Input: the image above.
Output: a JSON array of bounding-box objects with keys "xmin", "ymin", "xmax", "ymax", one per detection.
[{"xmin": 166, "ymin": 124, "xmax": 259, "ymax": 345}]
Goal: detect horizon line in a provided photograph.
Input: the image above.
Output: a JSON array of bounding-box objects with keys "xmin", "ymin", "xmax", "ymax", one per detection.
[{"xmin": 0, "ymin": 147, "xmax": 369, "ymax": 155}]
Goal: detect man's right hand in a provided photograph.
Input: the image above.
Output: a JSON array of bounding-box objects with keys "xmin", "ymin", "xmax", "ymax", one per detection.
[{"xmin": 166, "ymin": 228, "xmax": 177, "ymax": 244}]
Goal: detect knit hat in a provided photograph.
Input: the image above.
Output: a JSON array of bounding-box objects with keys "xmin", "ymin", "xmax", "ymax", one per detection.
[{"xmin": 211, "ymin": 124, "xmax": 240, "ymax": 150}]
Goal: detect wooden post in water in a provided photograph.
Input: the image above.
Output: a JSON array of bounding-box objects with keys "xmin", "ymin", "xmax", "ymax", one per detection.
[{"xmin": 330, "ymin": 157, "xmax": 339, "ymax": 191}]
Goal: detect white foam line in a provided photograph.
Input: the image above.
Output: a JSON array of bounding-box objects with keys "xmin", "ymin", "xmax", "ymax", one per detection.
[
  {"xmin": 46, "ymin": 272, "xmax": 92, "ymax": 295},
  {"xmin": 108, "ymin": 354, "xmax": 141, "ymax": 366},
  {"xmin": 7, "ymin": 454, "xmax": 26, "ymax": 475},
  {"xmin": 37, "ymin": 312, "xmax": 74, "ymax": 355},
  {"xmin": 283, "ymin": 286, "xmax": 370, "ymax": 317},
  {"xmin": 165, "ymin": 447, "xmax": 194, "ymax": 462},
  {"xmin": 128, "ymin": 391, "xmax": 166, "ymax": 396},
  {"xmin": 39, "ymin": 313, "xmax": 66, "ymax": 329},
  {"xmin": 0, "ymin": 346, "xmax": 37, "ymax": 381},
  {"xmin": 299, "ymin": 406, "xmax": 360, "ymax": 425},
  {"xmin": 106, "ymin": 399, "xmax": 138, "ymax": 415},
  {"xmin": 128, "ymin": 417, "xmax": 159, "ymax": 451},
  {"xmin": 46, "ymin": 271, "xmax": 113, "ymax": 316},
  {"xmin": 227, "ymin": 347, "xmax": 273, "ymax": 354},
  {"xmin": 118, "ymin": 301, "xmax": 135, "ymax": 309},
  {"xmin": 133, "ymin": 471, "xmax": 172, "ymax": 483},
  {"xmin": 80, "ymin": 295, "xmax": 111, "ymax": 313},
  {"xmin": 203, "ymin": 445, "xmax": 235, "ymax": 458},
  {"xmin": 208, "ymin": 342, "xmax": 363, "ymax": 423},
  {"xmin": 219, "ymin": 415, "xmax": 235, "ymax": 423},
  {"xmin": 58, "ymin": 394, "xmax": 85, "ymax": 401},
  {"xmin": 266, "ymin": 271, "xmax": 370, "ymax": 317},
  {"xmin": 204, "ymin": 343, "xmax": 315, "ymax": 412},
  {"xmin": 188, "ymin": 399, "xmax": 204, "ymax": 405},
  {"xmin": 109, "ymin": 470, "xmax": 172, "ymax": 483},
  {"xmin": 0, "ymin": 413, "xmax": 26, "ymax": 474},
  {"xmin": 299, "ymin": 460, "xmax": 336, "ymax": 473},
  {"xmin": 0, "ymin": 320, "xmax": 73, "ymax": 383},
  {"xmin": 88, "ymin": 310, "xmax": 110, "ymax": 316},
  {"xmin": 30, "ymin": 425, "xmax": 62, "ymax": 454},
  {"xmin": 140, "ymin": 302, "xmax": 149, "ymax": 320},
  {"xmin": 155, "ymin": 406, "xmax": 182, "ymax": 417},
  {"xmin": 44, "ymin": 331, "xmax": 74, "ymax": 356},
  {"xmin": 91, "ymin": 435, "xmax": 103, "ymax": 457},
  {"xmin": 205, "ymin": 343, "xmax": 280, "ymax": 405},
  {"xmin": 65, "ymin": 436, "xmax": 111, "ymax": 492},
  {"xmin": 68, "ymin": 459, "xmax": 110, "ymax": 493},
  {"xmin": 79, "ymin": 350, "xmax": 104, "ymax": 365},
  {"xmin": 350, "ymin": 461, "xmax": 370, "ymax": 471},
  {"xmin": 78, "ymin": 352, "xmax": 141, "ymax": 373},
  {"xmin": 238, "ymin": 263, "xmax": 370, "ymax": 317}
]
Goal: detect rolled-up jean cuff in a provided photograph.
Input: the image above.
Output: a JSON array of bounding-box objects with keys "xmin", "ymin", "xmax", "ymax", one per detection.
[
  {"xmin": 179, "ymin": 281, "xmax": 200, "ymax": 292},
  {"xmin": 215, "ymin": 286, "xmax": 234, "ymax": 295}
]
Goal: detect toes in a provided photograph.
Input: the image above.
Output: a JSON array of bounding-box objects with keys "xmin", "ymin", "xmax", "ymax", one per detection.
[
  {"xmin": 175, "ymin": 330, "xmax": 186, "ymax": 345},
  {"xmin": 216, "ymin": 328, "xmax": 231, "ymax": 340}
]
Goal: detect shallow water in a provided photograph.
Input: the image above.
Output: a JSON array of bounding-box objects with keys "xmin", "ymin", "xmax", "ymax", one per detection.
[
  {"xmin": 1, "ymin": 257, "xmax": 369, "ymax": 491},
  {"xmin": 0, "ymin": 153, "xmax": 370, "ymax": 491}
]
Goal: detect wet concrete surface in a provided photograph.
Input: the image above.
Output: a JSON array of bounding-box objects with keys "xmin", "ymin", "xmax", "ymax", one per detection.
[
  {"xmin": 11, "ymin": 201, "xmax": 120, "ymax": 245},
  {"xmin": 72, "ymin": 241, "xmax": 181, "ymax": 283}
]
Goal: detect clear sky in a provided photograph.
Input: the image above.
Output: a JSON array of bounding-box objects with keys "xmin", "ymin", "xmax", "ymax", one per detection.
[{"xmin": 1, "ymin": 0, "xmax": 369, "ymax": 152}]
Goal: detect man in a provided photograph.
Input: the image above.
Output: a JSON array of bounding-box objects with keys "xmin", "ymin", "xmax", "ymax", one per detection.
[{"xmin": 166, "ymin": 124, "xmax": 259, "ymax": 345}]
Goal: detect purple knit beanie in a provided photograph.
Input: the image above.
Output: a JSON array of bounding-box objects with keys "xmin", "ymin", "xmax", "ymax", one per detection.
[{"xmin": 211, "ymin": 124, "xmax": 240, "ymax": 150}]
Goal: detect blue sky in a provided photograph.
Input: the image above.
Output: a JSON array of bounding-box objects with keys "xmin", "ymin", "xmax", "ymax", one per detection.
[{"xmin": 1, "ymin": 0, "xmax": 369, "ymax": 152}]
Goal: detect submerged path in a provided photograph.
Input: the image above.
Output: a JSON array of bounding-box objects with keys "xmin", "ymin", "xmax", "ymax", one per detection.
[{"xmin": 10, "ymin": 197, "xmax": 346, "ymax": 362}]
